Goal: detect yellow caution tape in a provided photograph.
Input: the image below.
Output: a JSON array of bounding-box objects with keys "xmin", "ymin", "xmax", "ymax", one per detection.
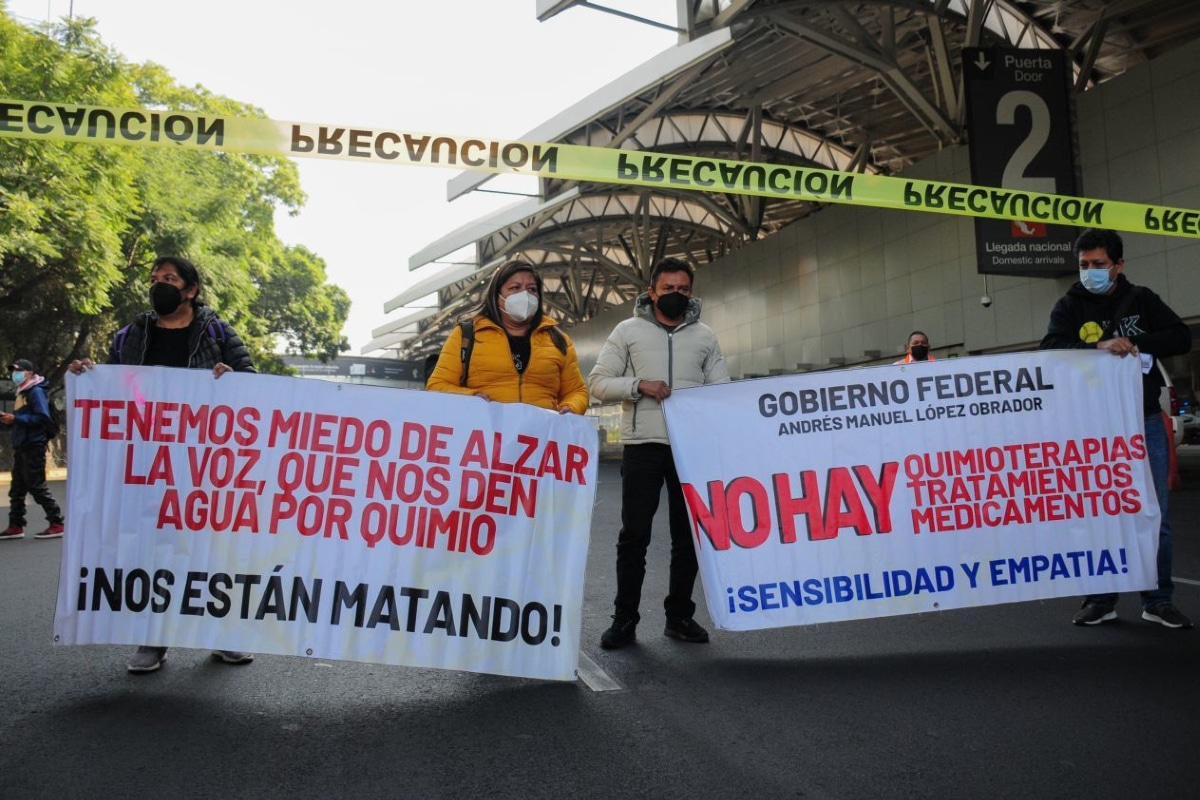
[{"xmin": 3, "ymin": 99, "xmax": 1198, "ymax": 238}]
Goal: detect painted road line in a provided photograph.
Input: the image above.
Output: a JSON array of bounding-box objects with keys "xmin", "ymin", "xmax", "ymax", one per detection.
[{"xmin": 576, "ymin": 651, "xmax": 622, "ymax": 692}]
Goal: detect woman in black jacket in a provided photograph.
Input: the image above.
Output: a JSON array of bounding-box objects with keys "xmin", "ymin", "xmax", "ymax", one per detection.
[{"xmin": 68, "ymin": 255, "xmax": 257, "ymax": 672}]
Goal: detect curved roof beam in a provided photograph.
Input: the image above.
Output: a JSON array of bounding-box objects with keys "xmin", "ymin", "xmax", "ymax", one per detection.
[
  {"xmin": 405, "ymin": 188, "xmax": 581, "ymax": 273},
  {"xmin": 764, "ymin": 10, "xmax": 958, "ymax": 142},
  {"xmin": 473, "ymin": 189, "xmax": 756, "ymax": 270},
  {"xmin": 477, "ymin": 193, "xmax": 746, "ymax": 263},
  {"xmin": 362, "ymin": 306, "xmax": 439, "ymax": 354},
  {"xmin": 446, "ymin": 28, "xmax": 734, "ymax": 202},
  {"xmin": 367, "ymin": 305, "xmax": 439, "ymax": 341},
  {"xmin": 558, "ymin": 109, "xmax": 878, "ymax": 173}
]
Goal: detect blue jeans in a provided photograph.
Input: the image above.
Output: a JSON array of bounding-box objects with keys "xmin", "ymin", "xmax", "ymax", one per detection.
[{"xmin": 1086, "ymin": 412, "xmax": 1173, "ymax": 608}]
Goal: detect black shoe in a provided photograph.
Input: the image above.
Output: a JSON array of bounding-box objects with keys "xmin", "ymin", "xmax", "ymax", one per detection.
[
  {"xmin": 600, "ymin": 617, "xmax": 637, "ymax": 649},
  {"xmin": 664, "ymin": 617, "xmax": 710, "ymax": 643},
  {"xmin": 1142, "ymin": 603, "xmax": 1193, "ymax": 629},
  {"xmin": 1072, "ymin": 600, "xmax": 1117, "ymax": 626},
  {"xmin": 212, "ymin": 650, "xmax": 255, "ymax": 664}
]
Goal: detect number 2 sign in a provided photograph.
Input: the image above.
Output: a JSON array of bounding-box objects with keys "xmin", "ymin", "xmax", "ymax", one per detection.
[{"xmin": 963, "ymin": 48, "xmax": 1079, "ymax": 277}]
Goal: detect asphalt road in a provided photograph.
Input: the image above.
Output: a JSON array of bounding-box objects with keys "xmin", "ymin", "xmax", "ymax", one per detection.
[{"xmin": 2, "ymin": 454, "xmax": 1198, "ymax": 799}]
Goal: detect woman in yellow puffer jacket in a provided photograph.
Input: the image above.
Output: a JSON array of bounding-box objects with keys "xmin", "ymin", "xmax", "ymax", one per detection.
[{"xmin": 426, "ymin": 259, "xmax": 589, "ymax": 414}]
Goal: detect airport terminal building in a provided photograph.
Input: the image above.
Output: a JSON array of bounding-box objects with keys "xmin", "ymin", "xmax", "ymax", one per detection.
[{"xmin": 367, "ymin": 1, "xmax": 1200, "ymax": 437}]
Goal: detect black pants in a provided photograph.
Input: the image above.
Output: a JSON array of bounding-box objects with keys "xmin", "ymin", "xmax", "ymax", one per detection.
[
  {"xmin": 8, "ymin": 445, "xmax": 63, "ymax": 528},
  {"xmin": 613, "ymin": 443, "xmax": 698, "ymax": 624}
]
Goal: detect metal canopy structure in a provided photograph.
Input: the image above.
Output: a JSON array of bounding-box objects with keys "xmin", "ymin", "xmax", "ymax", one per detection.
[{"xmin": 375, "ymin": 0, "xmax": 1200, "ymax": 359}]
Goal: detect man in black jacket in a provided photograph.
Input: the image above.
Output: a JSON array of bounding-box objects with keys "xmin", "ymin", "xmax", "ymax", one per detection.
[
  {"xmin": 1, "ymin": 359, "xmax": 65, "ymax": 540},
  {"xmin": 1041, "ymin": 229, "xmax": 1192, "ymax": 629},
  {"xmin": 68, "ymin": 255, "xmax": 258, "ymax": 670}
]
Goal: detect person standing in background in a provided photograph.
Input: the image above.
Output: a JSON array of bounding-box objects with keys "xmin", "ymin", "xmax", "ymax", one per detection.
[
  {"xmin": 1, "ymin": 358, "xmax": 65, "ymax": 540},
  {"xmin": 895, "ymin": 331, "xmax": 934, "ymax": 363}
]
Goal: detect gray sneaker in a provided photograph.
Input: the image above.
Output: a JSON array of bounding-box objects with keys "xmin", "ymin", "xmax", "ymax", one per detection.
[
  {"xmin": 127, "ymin": 646, "xmax": 168, "ymax": 673},
  {"xmin": 212, "ymin": 650, "xmax": 254, "ymax": 665}
]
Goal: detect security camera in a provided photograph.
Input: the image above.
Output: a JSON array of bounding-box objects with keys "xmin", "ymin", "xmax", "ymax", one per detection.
[{"xmin": 980, "ymin": 294, "xmax": 993, "ymax": 308}]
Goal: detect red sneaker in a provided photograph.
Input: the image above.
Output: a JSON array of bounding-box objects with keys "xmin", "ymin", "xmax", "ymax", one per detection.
[
  {"xmin": 0, "ymin": 526, "xmax": 25, "ymax": 540},
  {"xmin": 35, "ymin": 524, "xmax": 64, "ymax": 539}
]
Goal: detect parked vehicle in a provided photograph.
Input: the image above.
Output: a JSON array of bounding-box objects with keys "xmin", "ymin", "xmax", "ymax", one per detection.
[
  {"xmin": 1157, "ymin": 360, "xmax": 1184, "ymax": 447},
  {"xmin": 1181, "ymin": 413, "xmax": 1200, "ymax": 445}
]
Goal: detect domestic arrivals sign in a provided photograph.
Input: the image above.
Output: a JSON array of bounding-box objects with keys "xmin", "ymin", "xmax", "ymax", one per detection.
[
  {"xmin": 54, "ymin": 367, "xmax": 597, "ymax": 681},
  {"xmin": 663, "ymin": 351, "xmax": 1158, "ymax": 631},
  {"xmin": 963, "ymin": 48, "xmax": 1080, "ymax": 276}
]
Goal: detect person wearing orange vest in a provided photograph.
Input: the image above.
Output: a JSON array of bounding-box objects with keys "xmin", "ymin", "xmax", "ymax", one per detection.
[{"xmin": 895, "ymin": 330, "xmax": 935, "ymax": 364}]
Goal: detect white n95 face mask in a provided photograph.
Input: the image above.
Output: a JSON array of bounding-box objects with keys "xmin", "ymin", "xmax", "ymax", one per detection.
[{"xmin": 503, "ymin": 290, "xmax": 538, "ymax": 323}]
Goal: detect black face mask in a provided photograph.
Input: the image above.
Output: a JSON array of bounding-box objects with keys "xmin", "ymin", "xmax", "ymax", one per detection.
[
  {"xmin": 654, "ymin": 291, "xmax": 690, "ymax": 320},
  {"xmin": 149, "ymin": 282, "xmax": 184, "ymax": 316},
  {"xmin": 909, "ymin": 344, "xmax": 930, "ymax": 361}
]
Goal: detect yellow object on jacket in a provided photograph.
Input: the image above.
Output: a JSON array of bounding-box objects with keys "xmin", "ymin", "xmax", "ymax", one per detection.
[{"xmin": 426, "ymin": 315, "xmax": 590, "ymax": 414}]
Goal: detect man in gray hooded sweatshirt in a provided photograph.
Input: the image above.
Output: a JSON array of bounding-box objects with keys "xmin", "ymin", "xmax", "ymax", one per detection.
[{"xmin": 589, "ymin": 257, "xmax": 730, "ymax": 649}]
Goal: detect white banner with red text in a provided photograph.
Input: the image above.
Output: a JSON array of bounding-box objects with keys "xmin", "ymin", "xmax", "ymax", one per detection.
[
  {"xmin": 663, "ymin": 350, "xmax": 1159, "ymax": 631},
  {"xmin": 54, "ymin": 366, "xmax": 598, "ymax": 681}
]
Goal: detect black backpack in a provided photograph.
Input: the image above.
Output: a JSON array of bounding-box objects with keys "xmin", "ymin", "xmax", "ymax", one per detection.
[
  {"xmin": 457, "ymin": 319, "xmax": 568, "ymax": 387},
  {"xmin": 29, "ymin": 386, "xmax": 62, "ymax": 439},
  {"xmin": 45, "ymin": 398, "xmax": 63, "ymax": 439}
]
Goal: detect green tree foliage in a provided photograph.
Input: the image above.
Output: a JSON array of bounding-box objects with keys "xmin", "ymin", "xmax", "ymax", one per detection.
[
  {"xmin": 0, "ymin": 12, "xmax": 141, "ymax": 378},
  {"xmin": 250, "ymin": 245, "xmax": 351, "ymax": 374},
  {"xmin": 0, "ymin": 9, "xmax": 350, "ymax": 384}
]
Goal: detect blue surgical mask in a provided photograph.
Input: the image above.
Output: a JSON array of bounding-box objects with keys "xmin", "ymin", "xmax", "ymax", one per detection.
[
  {"xmin": 1079, "ymin": 268, "xmax": 1113, "ymax": 295},
  {"xmin": 11, "ymin": 370, "xmax": 25, "ymax": 384}
]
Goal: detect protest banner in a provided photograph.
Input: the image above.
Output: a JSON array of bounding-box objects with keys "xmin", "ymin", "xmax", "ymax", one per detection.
[
  {"xmin": 53, "ymin": 366, "xmax": 597, "ymax": 681},
  {"xmin": 663, "ymin": 350, "xmax": 1159, "ymax": 631}
]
